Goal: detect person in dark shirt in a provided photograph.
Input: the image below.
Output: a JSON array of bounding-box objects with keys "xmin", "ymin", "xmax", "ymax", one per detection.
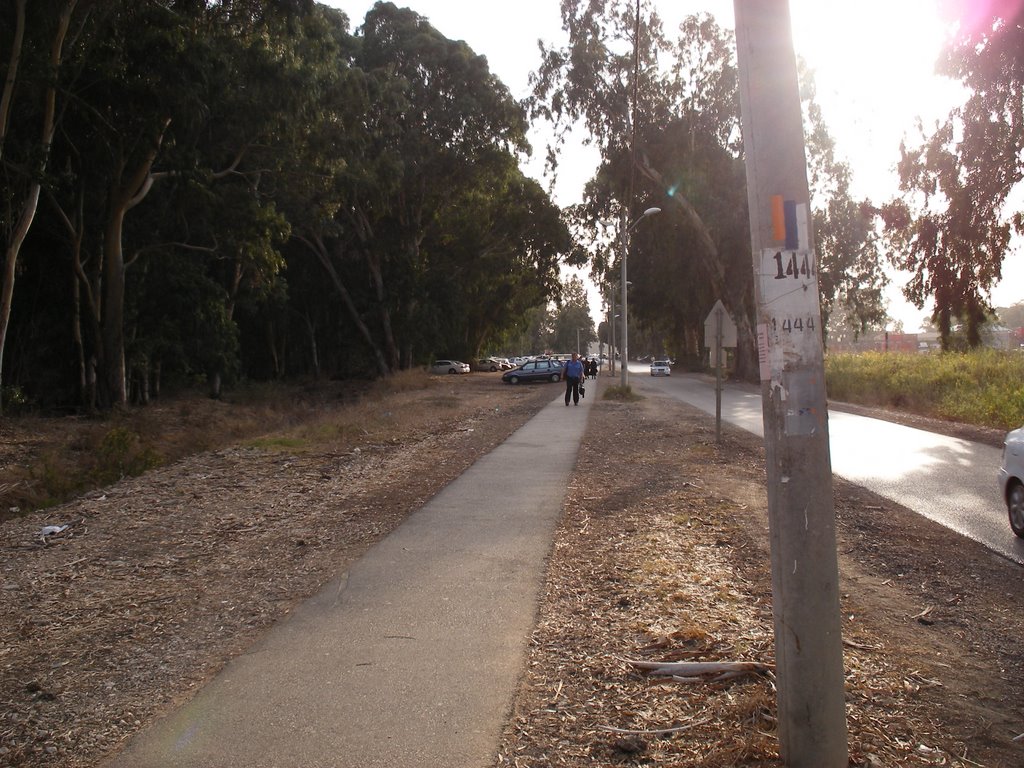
[{"xmin": 563, "ymin": 353, "xmax": 585, "ymax": 406}]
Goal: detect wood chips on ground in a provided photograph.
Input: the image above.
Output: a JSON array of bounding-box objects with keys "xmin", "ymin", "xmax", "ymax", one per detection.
[
  {"xmin": 2, "ymin": 374, "xmax": 1023, "ymax": 767},
  {"xmin": 0, "ymin": 376, "xmax": 555, "ymax": 767},
  {"xmin": 497, "ymin": 380, "xmax": 1024, "ymax": 767}
]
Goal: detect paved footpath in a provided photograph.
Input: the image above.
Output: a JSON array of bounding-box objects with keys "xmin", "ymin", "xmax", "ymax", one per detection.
[{"xmin": 104, "ymin": 383, "xmax": 593, "ymax": 768}]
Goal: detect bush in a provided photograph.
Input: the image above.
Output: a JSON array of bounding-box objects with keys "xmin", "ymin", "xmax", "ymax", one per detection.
[{"xmin": 603, "ymin": 385, "xmax": 643, "ymax": 402}]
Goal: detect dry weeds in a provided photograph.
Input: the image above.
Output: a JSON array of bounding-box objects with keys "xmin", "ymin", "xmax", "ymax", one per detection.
[
  {"xmin": 1, "ymin": 373, "xmax": 1022, "ymax": 767},
  {"xmin": 0, "ymin": 373, "xmax": 555, "ymax": 767},
  {"xmin": 498, "ymin": 383, "xmax": 1024, "ymax": 767}
]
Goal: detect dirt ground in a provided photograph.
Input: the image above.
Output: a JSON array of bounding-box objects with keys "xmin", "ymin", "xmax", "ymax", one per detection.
[{"xmin": 1, "ymin": 374, "xmax": 1023, "ymax": 767}]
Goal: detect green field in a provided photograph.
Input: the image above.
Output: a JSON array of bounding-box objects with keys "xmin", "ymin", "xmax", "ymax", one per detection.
[{"xmin": 825, "ymin": 350, "xmax": 1024, "ymax": 432}]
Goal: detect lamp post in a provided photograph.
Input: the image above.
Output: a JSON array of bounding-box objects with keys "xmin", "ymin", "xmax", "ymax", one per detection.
[
  {"xmin": 620, "ymin": 206, "xmax": 661, "ymax": 388},
  {"xmin": 576, "ymin": 327, "xmax": 584, "ymax": 355}
]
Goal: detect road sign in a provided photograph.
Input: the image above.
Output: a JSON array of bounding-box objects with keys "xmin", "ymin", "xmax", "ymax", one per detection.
[{"xmin": 703, "ymin": 300, "xmax": 737, "ymax": 348}]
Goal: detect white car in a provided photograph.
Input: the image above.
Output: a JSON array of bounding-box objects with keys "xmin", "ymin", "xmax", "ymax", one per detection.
[
  {"xmin": 649, "ymin": 360, "xmax": 671, "ymax": 376},
  {"xmin": 430, "ymin": 359, "xmax": 470, "ymax": 375},
  {"xmin": 998, "ymin": 426, "xmax": 1024, "ymax": 537}
]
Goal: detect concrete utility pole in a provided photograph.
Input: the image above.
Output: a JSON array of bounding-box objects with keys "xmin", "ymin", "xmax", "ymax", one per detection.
[{"xmin": 733, "ymin": 2, "xmax": 848, "ymax": 766}]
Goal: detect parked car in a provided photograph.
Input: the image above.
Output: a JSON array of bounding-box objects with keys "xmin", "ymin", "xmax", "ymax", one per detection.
[
  {"xmin": 501, "ymin": 359, "xmax": 563, "ymax": 384},
  {"xmin": 471, "ymin": 357, "xmax": 513, "ymax": 372},
  {"xmin": 430, "ymin": 359, "xmax": 470, "ymax": 375},
  {"xmin": 999, "ymin": 426, "xmax": 1024, "ymax": 537},
  {"xmin": 650, "ymin": 359, "xmax": 671, "ymax": 376}
]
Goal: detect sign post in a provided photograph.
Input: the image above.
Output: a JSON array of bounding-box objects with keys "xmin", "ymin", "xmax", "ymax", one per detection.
[
  {"xmin": 734, "ymin": 1, "xmax": 848, "ymax": 765},
  {"xmin": 703, "ymin": 300, "xmax": 737, "ymax": 443}
]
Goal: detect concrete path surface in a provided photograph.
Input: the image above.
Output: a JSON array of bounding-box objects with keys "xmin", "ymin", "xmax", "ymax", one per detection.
[{"xmin": 104, "ymin": 386, "xmax": 592, "ymax": 768}]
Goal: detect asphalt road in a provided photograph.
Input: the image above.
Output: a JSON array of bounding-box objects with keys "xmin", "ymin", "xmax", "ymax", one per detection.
[{"xmin": 627, "ymin": 366, "xmax": 1024, "ymax": 566}]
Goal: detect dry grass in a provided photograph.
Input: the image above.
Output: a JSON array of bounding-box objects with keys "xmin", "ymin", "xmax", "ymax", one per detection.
[
  {"xmin": 497, "ymin": 386, "xmax": 1024, "ymax": 767},
  {"xmin": 3, "ymin": 373, "xmax": 1023, "ymax": 767},
  {"xmin": 0, "ymin": 375, "xmax": 442, "ymax": 519},
  {"xmin": 0, "ymin": 372, "xmax": 557, "ymax": 767}
]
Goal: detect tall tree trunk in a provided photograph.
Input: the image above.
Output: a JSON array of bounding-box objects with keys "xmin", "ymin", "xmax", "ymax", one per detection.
[
  {"xmin": 50, "ymin": 184, "xmax": 92, "ymax": 407},
  {"xmin": 366, "ymin": 248, "xmax": 400, "ymax": 371},
  {"xmin": 75, "ymin": 225, "xmax": 103, "ymax": 412},
  {"xmin": 0, "ymin": 0, "xmax": 27, "ymax": 161},
  {"xmin": 297, "ymin": 234, "xmax": 391, "ymax": 377},
  {"xmin": 302, "ymin": 312, "xmax": 319, "ymax": 377},
  {"xmin": 72, "ymin": 258, "xmax": 85, "ymax": 396},
  {"xmin": 966, "ymin": 297, "xmax": 984, "ymax": 348},
  {"xmin": 265, "ymin": 317, "xmax": 283, "ymax": 378},
  {"xmin": 0, "ymin": 0, "xmax": 76, "ymax": 412},
  {"xmin": 937, "ymin": 305, "xmax": 953, "ymax": 351},
  {"xmin": 98, "ymin": 120, "xmax": 170, "ymax": 407},
  {"xmin": 100, "ymin": 205, "xmax": 128, "ymax": 406}
]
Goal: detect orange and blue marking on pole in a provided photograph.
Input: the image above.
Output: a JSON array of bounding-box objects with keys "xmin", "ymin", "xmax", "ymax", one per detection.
[{"xmin": 770, "ymin": 194, "xmax": 809, "ymax": 251}]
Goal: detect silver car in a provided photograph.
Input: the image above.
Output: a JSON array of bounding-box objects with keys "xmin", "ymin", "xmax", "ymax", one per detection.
[
  {"xmin": 998, "ymin": 426, "xmax": 1024, "ymax": 537},
  {"xmin": 649, "ymin": 360, "xmax": 671, "ymax": 376},
  {"xmin": 430, "ymin": 360, "xmax": 470, "ymax": 375}
]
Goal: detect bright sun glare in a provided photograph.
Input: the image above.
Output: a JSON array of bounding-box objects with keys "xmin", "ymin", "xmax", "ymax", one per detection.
[{"xmin": 788, "ymin": 0, "xmax": 960, "ymax": 198}]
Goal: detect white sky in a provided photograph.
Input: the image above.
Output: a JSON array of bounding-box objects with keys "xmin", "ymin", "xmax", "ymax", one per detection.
[{"xmin": 326, "ymin": 0, "xmax": 1023, "ymax": 331}]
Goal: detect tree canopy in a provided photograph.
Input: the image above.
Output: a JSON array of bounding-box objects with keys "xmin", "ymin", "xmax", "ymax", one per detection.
[
  {"xmin": 530, "ymin": 0, "xmax": 888, "ymax": 378},
  {"xmin": 882, "ymin": 5, "xmax": 1024, "ymax": 349},
  {"xmin": 0, "ymin": 0, "xmax": 572, "ymax": 410}
]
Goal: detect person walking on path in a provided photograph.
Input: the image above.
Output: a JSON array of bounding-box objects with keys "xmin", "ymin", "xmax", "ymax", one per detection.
[
  {"xmin": 588, "ymin": 358, "xmax": 598, "ymax": 380},
  {"xmin": 563, "ymin": 352, "xmax": 585, "ymax": 406}
]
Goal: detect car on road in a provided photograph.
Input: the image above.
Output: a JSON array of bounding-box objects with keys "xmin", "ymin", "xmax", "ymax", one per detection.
[
  {"xmin": 649, "ymin": 359, "xmax": 671, "ymax": 376},
  {"xmin": 430, "ymin": 359, "xmax": 470, "ymax": 375},
  {"xmin": 501, "ymin": 358, "xmax": 563, "ymax": 384},
  {"xmin": 999, "ymin": 426, "xmax": 1024, "ymax": 537}
]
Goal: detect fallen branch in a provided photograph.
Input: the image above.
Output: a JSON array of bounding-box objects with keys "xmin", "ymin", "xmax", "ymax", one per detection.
[
  {"xmin": 597, "ymin": 718, "xmax": 711, "ymax": 736},
  {"xmin": 622, "ymin": 658, "xmax": 773, "ymax": 683},
  {"xmin": 843, "ymin": 637, "xmax": 880, "ymax": 651},
  {"xmin": 910, "ymin": 605, "xmax": 934, "ymax": 620}
]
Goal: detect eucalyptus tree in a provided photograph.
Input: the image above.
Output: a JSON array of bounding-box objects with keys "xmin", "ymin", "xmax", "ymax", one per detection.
[
  {"xmin": 801, "ymin": 71, "xmax": 888, "ymax": 342},
  {"xmin": 358, "ymin": 2, "xmax": 537, "ymax": 371},
  {"xmin": 0, "ymin": 0, "xmax": 88, "ymax": 411},
  {"xmin": 499, "ymin": 304, "xmax": 552, "ymax": 358},
  {"xmin": 882, "ymin": 7, "xmax": 1023, "ymax": 349},
  {"xmin": 532, "ymin": 5, "xmax": 759, "ymax": 375},
  {"xmin": 532, "ymin": 3, "xmax": 888, "ymax": 377},
  {"xmin": 297, "ymin": 2, "xmax": 559, "ymax": 375},
  {"xmin": 422, "ymin": 155, "xmax": 571, "ymax": 360},
  {"xmin": 269, "ymin": 4, "xmax": 397, "ymax": 377},
  {"xmin": 547, "ymin": 276, "xmax": 595, "ymax": 354},
  {"xmin": 35, "ymin": 0, "xmax": 315, "ymax": 406}
]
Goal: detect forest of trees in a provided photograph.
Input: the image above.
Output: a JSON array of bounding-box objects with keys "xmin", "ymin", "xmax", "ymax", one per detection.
[
  {"xmin": 2, "ymin": 0, "xmax": 1021, "ymax": 412},
  {"xmin": 1, "ymin": 0, "xmax": 575, "ymax": 411}
]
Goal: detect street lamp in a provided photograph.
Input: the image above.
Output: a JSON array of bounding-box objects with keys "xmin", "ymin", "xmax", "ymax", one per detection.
[
  {"xmin": 576, "ymin": 327, "xmax": 584, "ymax": 355},
  {"xmin": 620, "ymin": 206, "xmax": 661, "ymax": 388}
]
